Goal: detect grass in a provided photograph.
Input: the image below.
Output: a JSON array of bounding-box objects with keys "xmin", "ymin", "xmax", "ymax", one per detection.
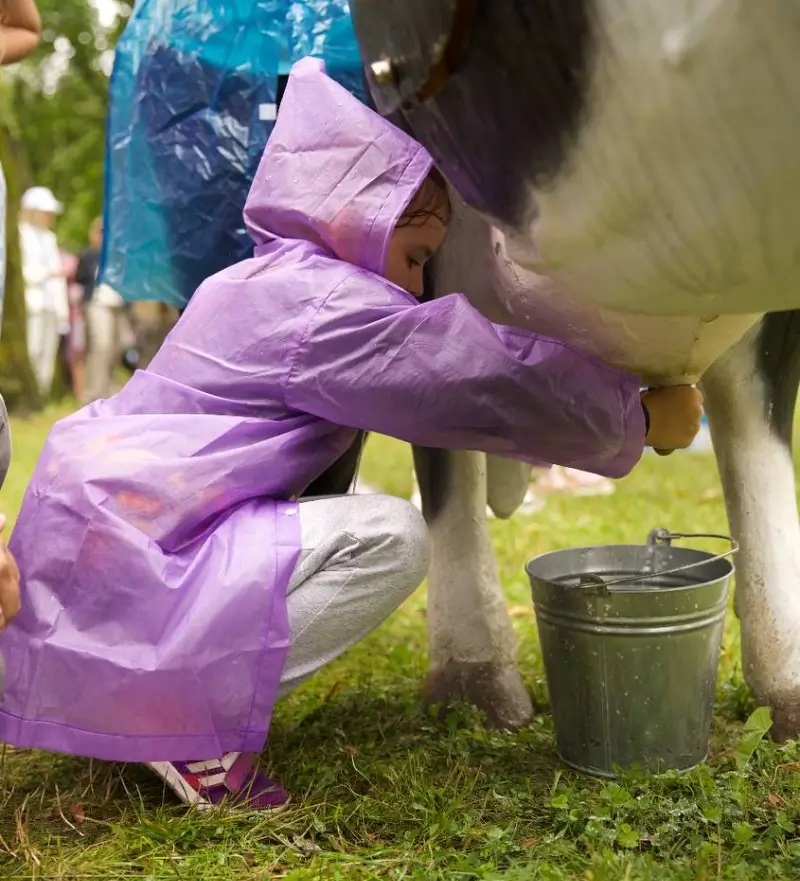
[{"xmin": 1, "ymin": 405, "xmax": 799, "ymax": 879}]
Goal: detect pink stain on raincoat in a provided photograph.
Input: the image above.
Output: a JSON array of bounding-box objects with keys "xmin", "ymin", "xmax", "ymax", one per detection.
[{"xmin": 1, "ymin": 58, "xmax": 646, "ymax": 762}]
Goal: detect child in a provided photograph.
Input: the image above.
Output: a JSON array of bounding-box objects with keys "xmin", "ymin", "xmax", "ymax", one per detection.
[{"xmin": 1, "ymin": 58, "xmax": 702, "ymax": 812}]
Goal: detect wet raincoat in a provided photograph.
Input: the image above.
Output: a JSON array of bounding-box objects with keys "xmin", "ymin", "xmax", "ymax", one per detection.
[{"xmin": 1, "ymin": 58, "xmax": 646, "ymax": 763}]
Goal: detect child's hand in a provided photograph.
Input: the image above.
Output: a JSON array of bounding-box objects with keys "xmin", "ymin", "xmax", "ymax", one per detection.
[
  {"xmin": 641, "ymin": 386, "xmax": 703, "ymax": 455},
  {"xmin": 0, "ymin": 516, "xmax": 21, "ymax": 631}
]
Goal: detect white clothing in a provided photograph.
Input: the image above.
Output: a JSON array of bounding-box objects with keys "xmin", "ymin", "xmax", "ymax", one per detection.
[
  {"xmin": 26, "ymin": 309, "xmax": 60, "ymax": 396},
  {"xmin": 21, "ymin": 187, "xmax": 63, "ymax": 214},
  {"xmin": 93, "ymin": 282, "xmax": 125, "ymax": 308},
  {"xmin": 19, "ymin": 221, "xmax": 68, "ymax": 321}
]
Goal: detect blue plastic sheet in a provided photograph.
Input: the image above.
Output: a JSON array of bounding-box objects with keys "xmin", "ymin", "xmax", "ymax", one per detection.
[{"xmin": 101, "ymin": 0, "xmax": 367, "ymax": 309}]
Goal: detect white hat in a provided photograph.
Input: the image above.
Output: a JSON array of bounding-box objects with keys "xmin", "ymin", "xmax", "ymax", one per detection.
[{"xmin": 21, "ymin": 186, "xmax": 63, "ymax": 214}]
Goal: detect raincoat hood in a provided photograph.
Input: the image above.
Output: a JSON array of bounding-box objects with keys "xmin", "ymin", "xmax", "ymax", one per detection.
[{"xmin": 245, "ymin": 57, "xmax": 434, "ymax": 276}]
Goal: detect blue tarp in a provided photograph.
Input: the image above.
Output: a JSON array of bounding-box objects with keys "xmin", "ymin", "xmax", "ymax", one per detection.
[{"xmin": 101, "ymin": 0, "xmax": 366, "ymax": 309}]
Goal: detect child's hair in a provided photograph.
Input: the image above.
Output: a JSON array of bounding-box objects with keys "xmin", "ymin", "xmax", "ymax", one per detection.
[{"xmin": 397, "ymin": 166, "xmax": 452, "ymax": 228}]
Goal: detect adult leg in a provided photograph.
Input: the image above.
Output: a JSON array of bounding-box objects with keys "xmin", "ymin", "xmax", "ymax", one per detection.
[
  {"xmin": 130, "ymin": 300, "xmax": 179, "ymax": 368},
  {"xmin": 84, "ymin": 302, "xmax": 115, "ymax": 402},
  {"xmin": 106, "ymin": 304, "xmax": 124, "ymax": 394},
  {"xmin": 38, "ymin": 310, "xmax": 60, "ymax": 397},
  {"xmin": 26, "ymin": 309, "xmax": 46, "ymax": 394}
]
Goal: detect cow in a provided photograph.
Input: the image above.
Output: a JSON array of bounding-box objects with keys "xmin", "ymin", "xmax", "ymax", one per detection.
[{"xmin": 345, "ymin": 0, "xmax": 800, "ymax": 740}]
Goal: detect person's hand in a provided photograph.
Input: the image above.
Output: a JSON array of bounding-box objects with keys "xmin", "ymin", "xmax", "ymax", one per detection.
[
  {"xmin": 641, "ymin": 386, "xmax": 703, "ymax": 455},
  {"xmin": 0, "ymin": 515, "xmax": 21, "ymax": 631},
  {"xmin": 0, "ymin": 0, "xmax": 42, "ymax": 66}
]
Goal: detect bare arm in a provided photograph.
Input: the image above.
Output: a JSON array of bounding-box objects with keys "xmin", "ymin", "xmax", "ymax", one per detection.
[{"xmin": 1, "ymin": 0, "xmax": 42, "ymax": 65}]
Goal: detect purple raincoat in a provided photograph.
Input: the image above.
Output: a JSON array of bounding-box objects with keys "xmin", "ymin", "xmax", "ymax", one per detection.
[{"xmin": 1, "ymin": 58, "xmax": 645, "ymax": 763}]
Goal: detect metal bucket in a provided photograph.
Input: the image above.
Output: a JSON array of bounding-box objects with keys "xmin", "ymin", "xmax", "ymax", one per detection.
[{"xmin": 526, "ymin": 528, "xmax": 736, "ymax": 777}]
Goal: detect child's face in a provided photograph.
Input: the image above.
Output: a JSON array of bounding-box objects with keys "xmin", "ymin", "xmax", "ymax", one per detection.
[{"xmin": 384, "ymin": 215, "xmax": 448, "ymax": 297}]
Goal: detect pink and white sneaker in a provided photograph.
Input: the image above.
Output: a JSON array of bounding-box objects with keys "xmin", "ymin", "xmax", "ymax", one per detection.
[{"xmin": 147, "ymin": 752, "xmax": 290, "ymax": 812}]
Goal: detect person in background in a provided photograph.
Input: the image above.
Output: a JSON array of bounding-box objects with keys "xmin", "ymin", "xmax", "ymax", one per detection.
[
  {"xmin": 75, "ymin": 215, "xmax": 101, "ymax": 306},
  {"xmin": 0, "ymin": 0, "xmax": 44, "ymax": 678},
  {"xmin": 62, "ymin": 250, "xmax": 86, "ymax": 401},
  {"xmin": 19, "ymin": 186, "xmax": 69, "ymax": 397},
  {"xmin": 80, "ymin": 217, "xmax": 129, "ymax": 403},
  {"xmin": 74, "ymin": 217, "xmax": 101, "ymax": 400}
]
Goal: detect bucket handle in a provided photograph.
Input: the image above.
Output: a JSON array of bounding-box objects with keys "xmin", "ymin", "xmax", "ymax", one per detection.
[{"xmin": 577, "ymin": 527, "xmax": 739, "ymax": 591}]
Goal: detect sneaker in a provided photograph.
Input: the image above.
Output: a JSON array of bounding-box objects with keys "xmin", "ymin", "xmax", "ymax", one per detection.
[{"xmin": 147, "ymin": 752, "xmax": 290, "ymax": 812}]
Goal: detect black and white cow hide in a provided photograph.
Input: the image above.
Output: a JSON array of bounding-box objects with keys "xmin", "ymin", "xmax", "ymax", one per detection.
[{"xmin": 348, "ymin": 0, "xmax": 800, "ymax": 739}]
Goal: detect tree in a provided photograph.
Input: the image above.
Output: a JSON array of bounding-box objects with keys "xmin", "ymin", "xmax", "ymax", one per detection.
[
  {"xmin": 0, "ymin": 0, "xmax": 129, "ymax": 411},
  {"xmin": 0, "ymin": 120, "xmax": 39, "ymax": 411},
  {"xmin": 12, "ymin": 0, "xmax": 130, "ymax": 249}
]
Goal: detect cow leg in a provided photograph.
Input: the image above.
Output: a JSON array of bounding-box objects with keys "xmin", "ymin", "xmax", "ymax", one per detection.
[
  {"xmin": 701, "ymin": 312, "xmax": 800, "ymax": 740},
  {"xmin": 414, "ymin": 445, "xmax": 533, "ymax": 729}
]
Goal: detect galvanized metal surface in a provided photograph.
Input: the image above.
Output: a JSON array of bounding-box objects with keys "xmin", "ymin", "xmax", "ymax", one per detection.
[{"xmin": 526, "ymin": 529, "xmax": 734, "ymax": 777}]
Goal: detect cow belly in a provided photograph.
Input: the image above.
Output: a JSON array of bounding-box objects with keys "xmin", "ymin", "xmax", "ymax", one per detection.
[
  {"xmin": 492, "ymin": 232, "xmax": 762, "ymax": 386},
  {"xmin": 501, "ymin": 282, "xmax": 762, "ymax": 386},
  {"xmin": 435, "ymin": 200, "xmax": 761, "ymax": 386}
]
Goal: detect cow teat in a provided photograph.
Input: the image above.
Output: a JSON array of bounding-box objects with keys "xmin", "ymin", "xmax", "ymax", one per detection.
[{"xmin": 662, "ymin": 0, "xmax": 731, "ymax": 67}]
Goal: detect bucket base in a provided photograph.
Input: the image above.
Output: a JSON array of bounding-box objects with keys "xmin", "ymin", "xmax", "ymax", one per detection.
[{"xmin": 558, "ymin": 752, "xmax": 708, "ymax": 779}]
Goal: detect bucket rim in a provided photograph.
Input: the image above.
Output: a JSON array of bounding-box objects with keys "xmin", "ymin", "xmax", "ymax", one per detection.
[{"xmin": 525, "ymin": 542, "xmax": 735, "ymax": 593}]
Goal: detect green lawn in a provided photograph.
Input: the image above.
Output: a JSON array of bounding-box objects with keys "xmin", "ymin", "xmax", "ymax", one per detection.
[{"xmin": 0, "ymin": 407, "xmax": 798, "ymax": 879}]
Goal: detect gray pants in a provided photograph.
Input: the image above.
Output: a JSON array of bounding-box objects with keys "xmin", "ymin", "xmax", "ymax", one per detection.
[{"xmin": 278, "ymin": 494, "xmax": 430, "ymax": 697}]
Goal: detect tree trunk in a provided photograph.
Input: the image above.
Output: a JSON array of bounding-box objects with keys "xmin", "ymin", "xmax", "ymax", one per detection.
[{"xmin": 0, "ymin": 125, "xmax": 41, "ymax": 413}]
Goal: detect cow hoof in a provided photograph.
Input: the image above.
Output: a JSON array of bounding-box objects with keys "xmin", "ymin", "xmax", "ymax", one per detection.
[
  {"xmin": 767, "ymin": 699, "xmax": 800, "ymax": 742},
  {"xmin": 424, "ymin": 661, "xmax": 534, "ymax": 730}
]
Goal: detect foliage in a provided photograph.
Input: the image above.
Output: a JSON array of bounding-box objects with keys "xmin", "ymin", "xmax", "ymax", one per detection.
[
  {"xmin": 2, "ymin": 423, "xmax": 799, "ymax": 879},
  {"xmin": 10, "ymin": 0, "xmax": 130, "ymax": 250},
  {"xmin": 0, "ymin": 124, "xmax": 40, "ymax": 410},
  {"xmin": 1, "ymin": 0, "xmax": 129, "ymax": 410}
]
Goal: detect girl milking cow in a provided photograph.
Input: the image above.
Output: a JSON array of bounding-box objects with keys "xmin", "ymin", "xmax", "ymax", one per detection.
[{"xmin": 0, "ymin": 59, "xmax": 701, "ymax": 810}]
